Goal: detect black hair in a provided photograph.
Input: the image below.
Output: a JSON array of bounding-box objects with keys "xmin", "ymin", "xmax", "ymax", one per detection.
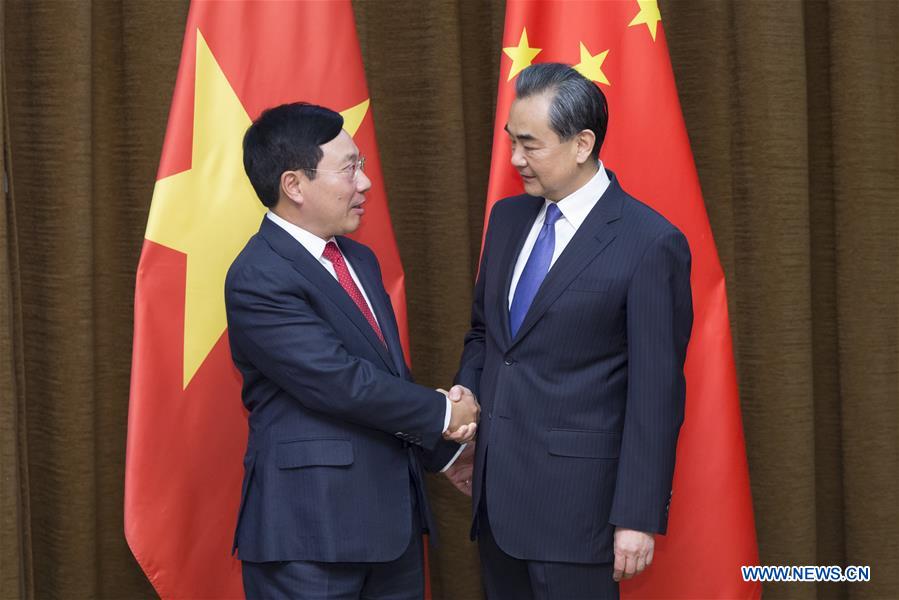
[
  {"xmin": 516, "ymin": 63, "xmax": 609, "ymax": 160},
  {"xmin": 242, "ymin": 102, "xmax": 344, "ymax": 207}
]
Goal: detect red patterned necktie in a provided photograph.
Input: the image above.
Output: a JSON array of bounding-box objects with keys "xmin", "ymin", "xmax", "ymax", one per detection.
[{"xmin": 322, "ymin": 241, "xmax": 386, "ymax": 346}]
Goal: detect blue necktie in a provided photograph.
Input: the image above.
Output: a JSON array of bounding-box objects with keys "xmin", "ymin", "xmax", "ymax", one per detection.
[{"xmin": 510, "ymin": 203, "xmax": 562, "ymax": 338}]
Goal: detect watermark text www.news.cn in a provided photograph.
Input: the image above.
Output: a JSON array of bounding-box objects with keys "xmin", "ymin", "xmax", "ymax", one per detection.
[{"xmin": 741, "ymin": 565, "xmax": 871, "ymax": 583}]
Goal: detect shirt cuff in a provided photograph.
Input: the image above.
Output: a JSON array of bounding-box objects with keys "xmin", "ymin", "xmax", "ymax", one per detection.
[
  {"xmin": 440, "ymin": 443, "xmax": 468, "ymax": 472},
  {"xmin": 443, "ymin": 396, "xmax": 452, "ymax": 432}
]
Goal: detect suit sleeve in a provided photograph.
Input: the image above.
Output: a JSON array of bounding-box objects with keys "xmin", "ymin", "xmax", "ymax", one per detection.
[
  {"xmin": 421, "ymin": 439, "xmax": 463, "ymax": 473},
  {"xmin": 368, "ymin": 261, "xmax": 462, "ymax": 470},
  {"xmin": 609, "ymin": 228, "xmax": 693, "ymax": 534},
  {"xmin": 454, "ymin": 206, "xmax": 498, "ymax": 398},
  {"xmin": 226, "ymin": 263, "xmax": 447, "ymax": 450}
]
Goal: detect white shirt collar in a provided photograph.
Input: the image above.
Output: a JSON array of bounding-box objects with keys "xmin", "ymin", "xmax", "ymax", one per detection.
[
  {"xmin": 266, "ymin": 211, "xmax": 336, "ymax": 259},
  {"xmin": 551, "ymin": 161, "xmax": 610, "ymax": 229}
]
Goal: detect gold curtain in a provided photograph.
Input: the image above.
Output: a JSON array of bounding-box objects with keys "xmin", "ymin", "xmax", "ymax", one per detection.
[
  {"xmin": 662, "ymin": 3, "xmax": 898, "ymax": 598},
  {"xmin": 2, "ymin": 0, "xmax": 896, "ymax": 598}
]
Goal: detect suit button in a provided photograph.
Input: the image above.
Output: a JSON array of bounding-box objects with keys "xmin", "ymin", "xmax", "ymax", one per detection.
[
  {"xmin": 503, "ymin": 358, "xmax": 514, "ymax": 365},
  {"xmin": 488, "ymin": 412, "xmax": 493, "ymax": 420}
]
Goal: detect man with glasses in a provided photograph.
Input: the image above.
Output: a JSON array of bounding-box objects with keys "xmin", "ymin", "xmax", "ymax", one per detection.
[
  {"xmin": 454, "ymin": 63, "xmax": 693, "ymax": 599},
  {"xmin": 225, "ymin": 102, "xmax": 478, "ymax": 598}
]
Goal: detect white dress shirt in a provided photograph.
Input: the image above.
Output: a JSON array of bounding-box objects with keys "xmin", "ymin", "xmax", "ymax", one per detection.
[
  {"xmin": 267, "ymin": 211, "xmax": 380, "ymax": 325},
  {"xmin": 266, "ymin": 212, "xmax": 461, "ymax": 469},
  {"xmin": 508, "ymin": 162, "xmax": 611, "ymax": 308}
]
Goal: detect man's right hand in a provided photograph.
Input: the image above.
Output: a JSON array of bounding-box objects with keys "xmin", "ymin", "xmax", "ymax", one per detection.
[{"xmin": 445, "ymin": 385, "xmax": 479, "ymax": 443}]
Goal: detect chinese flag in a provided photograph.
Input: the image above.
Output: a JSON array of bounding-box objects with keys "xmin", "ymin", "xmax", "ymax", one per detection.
[
  {"xmin": 124, "ymin": 2, "xmax": 409, "ymax": 597},
  {"xmin": 487, "ymin": 1, "xmax": 760, "ymax": 598}
]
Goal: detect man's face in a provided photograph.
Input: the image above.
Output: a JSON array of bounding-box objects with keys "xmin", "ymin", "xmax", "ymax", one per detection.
[
  {"xmin": 506, "ymin": 92, "xmax": 582, "ymax": 201},
  {"xmin": 298, "ymin": 130, "xmax": 371, "ymax": 239}
]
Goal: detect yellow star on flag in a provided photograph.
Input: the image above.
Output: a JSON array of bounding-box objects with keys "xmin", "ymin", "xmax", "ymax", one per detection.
[
  {"xmin": 573, "ymin": 42, "xmax": 610, "ymax": 86},
  {"xmin": 503, "ymin": 28, "xmax": 542, "ymax": 81},
  {"xmin": 145, "ymin": 29, "xmax": 370, "ymax": 389},
  {"xmin": 629, "ymin": 0, "xmax": 662, "ymax": 41}
]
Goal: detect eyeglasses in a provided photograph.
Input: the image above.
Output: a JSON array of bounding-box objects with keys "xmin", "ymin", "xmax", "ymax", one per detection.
[{"xmin": 309, "ymin": 155, "xmax": 366, "ymax": 180}]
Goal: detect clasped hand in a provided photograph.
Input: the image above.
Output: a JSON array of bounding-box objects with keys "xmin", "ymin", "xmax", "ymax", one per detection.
[{"xmin": 438, "ymin": 385, "xmax": 479, "ymax": 443}]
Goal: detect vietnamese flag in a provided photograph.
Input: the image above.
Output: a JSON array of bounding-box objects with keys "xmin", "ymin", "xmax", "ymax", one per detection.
[
  {"xmin": 124, "ymin": 1, "xmax": 409, "ymax": 597},
  {"xmin": 486, "ymin": 1, "xmax": 760, "ymax": 598}
]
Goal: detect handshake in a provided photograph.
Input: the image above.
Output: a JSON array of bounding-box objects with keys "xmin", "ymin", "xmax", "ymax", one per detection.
[{"xmin": 439, "ymin": 385, "xmax": 480, "ymax": 444}]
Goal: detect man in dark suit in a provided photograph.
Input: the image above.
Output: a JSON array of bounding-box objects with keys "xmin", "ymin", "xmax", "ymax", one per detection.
[
  {"xmin": 453, "ymin": 63, "xmax": 693, "ymax": 599},
  {"xmin": 225, "ymin": 102, "xmax": 478, "ymax": 599}
]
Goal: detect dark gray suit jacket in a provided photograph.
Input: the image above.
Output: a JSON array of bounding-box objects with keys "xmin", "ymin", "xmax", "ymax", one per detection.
[
  {"xmin": 457, "ymin": 171, "xmax": 693, "ymax": 563},
  {"xmin": 226, "ymin": 216, "xmax": 458, "ymax": 563}
]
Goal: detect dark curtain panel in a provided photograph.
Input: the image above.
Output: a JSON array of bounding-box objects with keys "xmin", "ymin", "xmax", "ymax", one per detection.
[
  {"xmin": 662, "ymin": 2, "xmax": 898, "ymax": 598},
  {"xmin": 2, "ymin": 1, "xmax": 189, "ymax": 598},
  {"xmin": 2, "ymin": 0, "xmax": 33, "ymax": 595},
  {"xmin": 2, "ymin": 1, "xmax": 896, "ymax": 599}
]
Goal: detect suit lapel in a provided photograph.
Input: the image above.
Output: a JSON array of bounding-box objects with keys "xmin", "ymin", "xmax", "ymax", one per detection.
[
  {"xmin": 259, "ymin": 218, "xmax": 398, "ymax": 375},
  {"xmin": 509, "ymin": 176, "xmax": 624, "ymax": 348},
  {"xmin": 338, "ymin": 238, "xmax": 406, "ymax": 376},
  {"xmin": 495, "ymin": 196, "xmax": 545, "ymax": 347}
]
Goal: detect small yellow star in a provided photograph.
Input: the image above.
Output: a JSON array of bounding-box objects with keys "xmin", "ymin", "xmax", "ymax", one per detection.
[
  {"xmin": 503, "ymin": 28, "xmax": 542, "ymax": 81},
  {"xmin": 629, "ymin": 0, "xmax": 662, "ymax": 41},
  {"xmin": 573, "ymin": 42, "xmax": 610, "ymax": 86}
]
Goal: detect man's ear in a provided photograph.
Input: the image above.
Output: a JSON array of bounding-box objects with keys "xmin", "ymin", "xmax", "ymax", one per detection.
[
  {"xmin": 280, "ymin": 169, "xmax": 305, "ymax": 206},
  {"xmin": 575, "ymin": 129, "xmax": 597, "ymax": 164}
]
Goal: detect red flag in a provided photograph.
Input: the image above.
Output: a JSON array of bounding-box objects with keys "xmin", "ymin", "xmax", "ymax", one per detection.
[
  {"xmin": 487, "ymin": 1, "xmax": 760, "ymax": 597},
  {"xmin": 124, "ymin": 2, "xmax": 409, "ymax": 597}
]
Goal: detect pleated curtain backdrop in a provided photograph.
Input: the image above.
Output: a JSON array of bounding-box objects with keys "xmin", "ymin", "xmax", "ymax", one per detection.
[{"xmin": 1, "ymin": 1, "xmax": 896, "ymax": 599}]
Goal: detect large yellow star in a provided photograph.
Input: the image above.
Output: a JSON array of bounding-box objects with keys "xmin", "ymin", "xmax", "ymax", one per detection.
[
  {"xmin": 573, "ymin": 42, "xmax": 610, "ymax": 86},
  {"xmin": 503, "ymin": 28, "xmax": 541, "ymax": 81},
  {"xmin": 629, "ymin": 0, "xmax": 662, "ymax": 41},
  {"xmin": 145, "ymin": 29, "xmax": 370, "ymax": 389}
]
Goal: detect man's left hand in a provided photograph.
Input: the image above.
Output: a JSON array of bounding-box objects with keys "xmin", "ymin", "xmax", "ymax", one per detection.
[
  {"xmin": 613, "ymin": 528, "xmax": 654, "ymax": 581},
  {"xmin": 443, "ymin": 444, "xmax": 475, "ymax": 496}
]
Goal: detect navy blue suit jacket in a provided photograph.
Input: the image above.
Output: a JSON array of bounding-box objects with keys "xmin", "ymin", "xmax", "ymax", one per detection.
[
  {"xmin": 225, "ymin": 216, "xmax": 458, "ymax": 563},
  {"xmin": 456, "ymin": 171, "xmax": 693, "ymax": 563}
]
